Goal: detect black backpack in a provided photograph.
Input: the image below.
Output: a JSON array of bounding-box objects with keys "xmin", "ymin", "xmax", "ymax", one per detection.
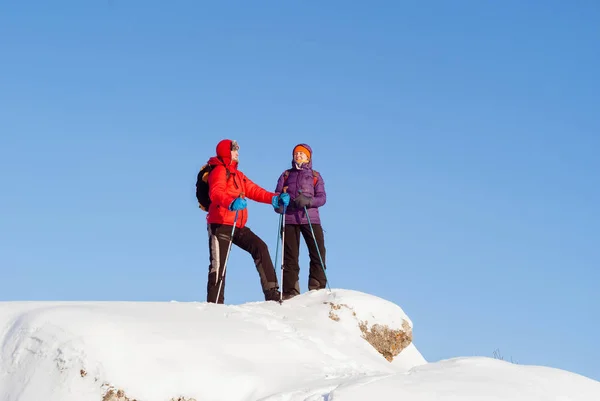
[{"xmin": 195, "ymin": 163, "xmax": 230, "ymax": 211}]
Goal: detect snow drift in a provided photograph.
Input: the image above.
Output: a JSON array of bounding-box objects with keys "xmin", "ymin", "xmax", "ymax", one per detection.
[{"xmin": 0, "ymin": 289, "xmax": 598, "ymax": 401}]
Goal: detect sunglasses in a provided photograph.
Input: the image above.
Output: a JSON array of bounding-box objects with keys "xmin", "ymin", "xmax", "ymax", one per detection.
[{"xmin": 231, "ymin": 140, "xmax": 240, "ymax": 151}]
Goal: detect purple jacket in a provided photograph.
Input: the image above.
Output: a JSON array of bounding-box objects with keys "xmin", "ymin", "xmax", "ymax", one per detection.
[{"xmin": 274, "ymin": 143, "xmax": 326, "ymax": 225}]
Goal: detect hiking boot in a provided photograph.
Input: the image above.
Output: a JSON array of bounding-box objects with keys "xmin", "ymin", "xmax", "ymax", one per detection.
[
  {"xmin": 264, "ymin": 288, "xmax": 281, "ymax": 302},
  {"xmin": 282, "ymin": 292, "xmax": 297, "ymax": 301}
]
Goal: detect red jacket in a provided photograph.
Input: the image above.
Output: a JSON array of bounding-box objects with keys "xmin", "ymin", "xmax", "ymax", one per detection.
[{"xmin": 206, "ymin": 156, "xmax": 275, "ymax": 228}]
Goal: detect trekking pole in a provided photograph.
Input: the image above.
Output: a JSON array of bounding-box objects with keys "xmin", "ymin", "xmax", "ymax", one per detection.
[
  {"xmin": 273, "ymin": 213, "xmax": 282, "ymax": 270},
  {"xmin": 273, "ymin": 212, "xmax": 282, "ymax": 298},
  {"xmin": 279, "ymin": 204, "xmax": 287, "ymax": 303},
  {"xmin": 215, "ymin": 210, "xmax": 239, "ymax": 303},
  {"xmin": 304, "ymin": 205, "xmax": 330, "ymax": 292}
]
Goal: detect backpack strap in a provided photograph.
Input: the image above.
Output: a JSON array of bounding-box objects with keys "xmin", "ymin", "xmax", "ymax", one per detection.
[
  {"xmin": 312, "ymin": 170, "xmax": 319, "ymax": 187},
  {"xmin": 282, "ymin": 169, "xmax": 291, "ymax": 193}
]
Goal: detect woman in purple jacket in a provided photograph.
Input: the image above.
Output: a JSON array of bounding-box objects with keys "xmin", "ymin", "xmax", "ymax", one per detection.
[{"xmin": 274, "ymin": 143, "xmax": 327, "ymax": 300}]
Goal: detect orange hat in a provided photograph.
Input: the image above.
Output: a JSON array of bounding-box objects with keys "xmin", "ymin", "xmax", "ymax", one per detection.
[{"xmin": 293, "ymin": 145, "xmax": 311, "ymax": 159}]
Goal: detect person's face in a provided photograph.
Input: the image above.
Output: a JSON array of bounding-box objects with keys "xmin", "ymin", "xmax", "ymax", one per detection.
[
  {"xmin": 294, "ymin": 151, "xmax": 308, "ymax": 164},
  {"xmin": 231, "ymin": 140, "xmax": 239, "ymax": 161}
]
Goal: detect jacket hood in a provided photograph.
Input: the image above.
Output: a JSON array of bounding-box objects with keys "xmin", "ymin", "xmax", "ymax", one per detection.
[
  {"xmin": 208, "ymin": 157, "xmax": 238, "ymax": 171},
  {"xmin": 211, "ymin": 139, "xmax": 239, "ymax": 169}
]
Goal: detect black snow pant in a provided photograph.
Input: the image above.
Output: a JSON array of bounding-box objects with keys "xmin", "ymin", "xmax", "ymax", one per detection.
[
  {"xmin": 207, "ymin": 223, "xmax": 279, "ymax": 304},
  {"xmin": 282, "ymin": 223, "xmax": 327, "ymax": 296}
]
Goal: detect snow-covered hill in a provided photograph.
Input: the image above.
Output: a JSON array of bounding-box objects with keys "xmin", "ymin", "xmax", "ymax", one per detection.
[{"xmin": 0, "ymin": 289, "xmax": 598, "ymax": 401}]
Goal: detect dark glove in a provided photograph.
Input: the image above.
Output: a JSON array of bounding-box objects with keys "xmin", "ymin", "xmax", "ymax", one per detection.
[
  {"xmin": 229, "ymin": 197, "xmax": 247, "ymax": 211},
  {"xmin": 271, "ymin": 193, "xmax": 290, "ymax": 209},
  {"xmin": 294, "ymin": 194, "xmax": 312, "ymax": 208}
]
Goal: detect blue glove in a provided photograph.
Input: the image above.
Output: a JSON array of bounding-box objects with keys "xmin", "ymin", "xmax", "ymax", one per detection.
[
  {"xmin": 229, "ymin": 197, "xmax": 247, "ymax": 211},
  {"xmin": 271, "ymin": 193, "xmax": 290, "ymax": 209}
]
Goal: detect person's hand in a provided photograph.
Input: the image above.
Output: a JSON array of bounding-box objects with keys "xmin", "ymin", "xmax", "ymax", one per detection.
[
  {"xmin": 294, "ymin": 194, "xmax": 312, "ymax": 208},
  {"xmin": 272, "ymin": 193, "xmax": 290, "ymax": 209},
  {"xmin": 229, "ymin": 197, "xmax": 247, "ymax": 211},
  {"xmin": 279, "ymin": 192, "xmax": 290, "ymax": 207}
]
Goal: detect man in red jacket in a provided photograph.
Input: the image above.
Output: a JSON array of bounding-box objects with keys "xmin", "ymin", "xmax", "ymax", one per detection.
[{"xmin": 205, "ymin": 139, "xmax": 289, "ymax": 303}]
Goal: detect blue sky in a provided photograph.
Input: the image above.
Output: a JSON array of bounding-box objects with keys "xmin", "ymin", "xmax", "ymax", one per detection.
[{"xmin": 1, "ymin": 0, "xmax": 599, "ymax": 381}]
